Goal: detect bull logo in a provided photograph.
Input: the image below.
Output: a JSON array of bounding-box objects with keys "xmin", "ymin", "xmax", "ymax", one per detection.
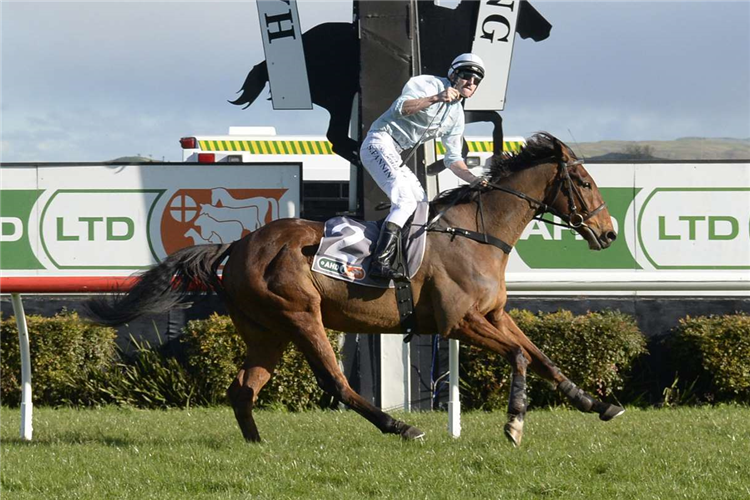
[{"xmin": 161, "ymin": 187, "xmax": 286, "ymax": 254}]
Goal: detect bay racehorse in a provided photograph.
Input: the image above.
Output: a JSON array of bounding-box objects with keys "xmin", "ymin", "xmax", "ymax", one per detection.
[{"xmin": 86, "ymin": 133, "xmax": 621, "ymax": 446}]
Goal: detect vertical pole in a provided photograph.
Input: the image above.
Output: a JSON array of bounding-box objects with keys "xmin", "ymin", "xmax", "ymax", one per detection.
[
  {"xmin": 379, "ymin": 335, "xmax": 407, "ymax": 411},
  {"xmin": 11, "ymin": 293, "xmax": 33, "ymax": 441},
  {"xmin": 348, "ymin": 92, "xmax": 360, "ymax": 215},
  {"xmin": 358, "ymin": 0, "xmax": 414, "ymax": 221},
  {"xmin": 448, "ymin": 338, "xmax": 460, "ymax": 438},
  {"xmin": 359, "ymin": 0, "xmax": 416, "ymax": 413},
  {"xmin": 402, "ymin": 337, "xmax": 411, "ymax": 412}
]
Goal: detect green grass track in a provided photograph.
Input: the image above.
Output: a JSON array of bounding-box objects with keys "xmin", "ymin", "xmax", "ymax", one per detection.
[{"xmin": 2, "ymin": 406, "xmax": 749, "ymax": 499}]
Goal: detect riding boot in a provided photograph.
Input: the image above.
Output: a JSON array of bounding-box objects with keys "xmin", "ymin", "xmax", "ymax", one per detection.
[{"xmin": 369, "ymin": 221, "xmax": 405, "ymax": 280}]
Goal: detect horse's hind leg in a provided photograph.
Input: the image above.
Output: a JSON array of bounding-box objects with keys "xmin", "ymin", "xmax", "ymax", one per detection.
[
  {"xmin": 293, "ymin": 324, "xmax": 424, "ymax": 440},
  {"xmin": 492, "ymin": 311, "xmax": 625, "ymax": 422},
  {"xmin": 226, "ymin": 316, "xmax": 290, "ymax": 443}
]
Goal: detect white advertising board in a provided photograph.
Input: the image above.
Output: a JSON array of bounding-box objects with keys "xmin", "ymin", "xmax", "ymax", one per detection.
[
  {"xmin": 0, "ymin": 163, "xmax": 301, "ymax": 289},
  {"xmin": 2, "ymin": 161, "xmax": 749, "ymax": 294}
]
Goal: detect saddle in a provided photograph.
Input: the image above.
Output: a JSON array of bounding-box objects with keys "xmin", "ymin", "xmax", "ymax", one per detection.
[{"xmin": 311, "ymin": 202, "xmax": 429, "ymax": 288}]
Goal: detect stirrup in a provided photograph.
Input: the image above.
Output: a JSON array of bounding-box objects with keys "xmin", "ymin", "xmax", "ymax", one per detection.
[{"xmin": 371, "ymin": 262, "xmax": 405, "ymax": 280}]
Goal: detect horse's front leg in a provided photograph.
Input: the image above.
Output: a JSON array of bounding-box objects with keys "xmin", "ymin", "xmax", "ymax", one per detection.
[
  {"xmin": 490, "ymin": 311, "xmax": 625, "ymax": 423},
  {"xmin": 504, "ymin": 349, "xmax": 528, "ymax": 447},
  {"xmin": 446, "ymin": 308, "xmax": 532, "ymax": 446}
]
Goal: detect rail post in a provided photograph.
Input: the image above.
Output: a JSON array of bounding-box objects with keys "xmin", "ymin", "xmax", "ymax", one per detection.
[
  {"xmin": 448, "ymin": 338, "xmax": 461, "ymax": 438},
  {"xmin": 11, "ymin": 293, "xmax": 33, "ymax": 441}
]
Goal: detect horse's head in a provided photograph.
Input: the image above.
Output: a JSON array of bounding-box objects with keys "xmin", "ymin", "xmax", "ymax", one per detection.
[
  {"xmin": 435, "ymin": 133, "xmax": 617, "ymax": 251},
  {"xmin": 544, "ymin": 139, "xmax": 617, "ymax": 250}
]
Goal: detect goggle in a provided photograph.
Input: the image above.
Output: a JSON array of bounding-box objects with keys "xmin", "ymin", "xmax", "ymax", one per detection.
[{"xmin": 455, "ymin": 70, "xmax": 483, "ymax": 84}]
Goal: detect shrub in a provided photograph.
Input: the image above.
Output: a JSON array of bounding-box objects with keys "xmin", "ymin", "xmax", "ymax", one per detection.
[
  {"xmin": 0, "ymin": 311, "xmax": 117, "ymax": 406},
  {"xmin": 1, "ymin": 311, "xmax": 341, "ymax": 411},
  {"xmin": 460, "ymin": 309, "xmax": 648, "ymax": 411},
  {"xmin": 181, "ymin": 313, "xmax": 342, "ymax": 411},
  {"xmin": 80, "ymin": 337, "xmax": 196, "ymax": 409},
  {"xmin": 180, "ymin": 314, "xmax": 245, "ymax": 405},
  {"xmin": 668, "ymin": 313, "xmax": 750, "ymax": 403}
]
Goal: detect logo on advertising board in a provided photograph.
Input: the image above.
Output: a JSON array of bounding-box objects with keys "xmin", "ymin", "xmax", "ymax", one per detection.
[
  {"xmin": 160, "ymin": 187, "xmax": 287, "ymax": 255},
  {"xmin": 637, "ymin": 188, "xmax": 750, "ymax": 269},
  {"xmin": 39, "ymin": 189, "xmax": 165, "ymax": 269}
]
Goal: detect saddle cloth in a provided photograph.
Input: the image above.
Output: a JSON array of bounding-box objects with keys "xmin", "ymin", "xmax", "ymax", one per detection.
[{"xmin": 311, "ymin": 202, "xmax": 429, "ymax": 288}]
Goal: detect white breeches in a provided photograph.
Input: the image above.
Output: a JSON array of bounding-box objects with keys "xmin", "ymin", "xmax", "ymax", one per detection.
[{"xmin": 360, "ymin": 131, "xmax": 427, "ymax": 228}]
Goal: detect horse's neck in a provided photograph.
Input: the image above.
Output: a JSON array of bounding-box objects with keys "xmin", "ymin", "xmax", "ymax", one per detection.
[{"xmin": 482, "ymin": 163, "xmax": 557, "ymax": 246}]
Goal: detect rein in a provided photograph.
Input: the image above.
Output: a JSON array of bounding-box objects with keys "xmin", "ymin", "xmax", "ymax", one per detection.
[
  {"xmin": 425, "ymin": 157, "xmax": 607, "ymax": 253},
  {"xmin": 490, "ymin": 158, "xmax": 608, "ymax": 230}
]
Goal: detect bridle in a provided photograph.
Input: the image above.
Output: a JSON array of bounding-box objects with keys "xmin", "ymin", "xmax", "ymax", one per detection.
[
  {"xmin": 485, "ymin": 157, "xmax": 607, "ymax": 230},
  {"xmin": 425, "ymin": 156, "xmax": 607, "ymax": 253}
]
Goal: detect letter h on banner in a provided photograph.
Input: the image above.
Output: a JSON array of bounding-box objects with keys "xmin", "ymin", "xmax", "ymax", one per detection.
[{"xmin": 256, "ymin": 0, "xmax": 312, "ymax": 110}]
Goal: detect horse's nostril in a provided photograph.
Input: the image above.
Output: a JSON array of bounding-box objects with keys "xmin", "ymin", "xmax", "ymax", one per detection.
[{"xmin": 606, "ymin": 231, "xmax": 617, "ymax": 242}]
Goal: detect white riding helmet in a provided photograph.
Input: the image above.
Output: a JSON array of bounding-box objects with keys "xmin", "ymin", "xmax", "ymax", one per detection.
[{"xmin": 448, "ymin": 53, "xmax": 486, "ymax": 80}]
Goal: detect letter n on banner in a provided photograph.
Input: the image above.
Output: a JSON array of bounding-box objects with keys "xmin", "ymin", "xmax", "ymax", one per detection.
[
  {"xmin": 466, "ymin": 0, "xmax": 520, "ymax": 111},
  {"xmin": 256, "ymin": 0, "xmax": 312, "ymax": 109}
]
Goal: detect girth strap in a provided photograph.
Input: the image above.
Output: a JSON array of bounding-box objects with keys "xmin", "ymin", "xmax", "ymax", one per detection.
[
  {"xmin": 388, "ymin": 227, "xmax": 417, "ymax": 343},
  {"xmin": 428, "ymin": 226, "xmax": 513, "ymax": 254},
  {"xmin": 396, "ymin": 279, "xmax": 417, "ymax": 343}
]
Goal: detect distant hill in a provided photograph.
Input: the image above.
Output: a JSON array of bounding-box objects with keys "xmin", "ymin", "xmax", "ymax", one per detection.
[
  {"xmin": 571, "ymin": 137, "xmax": 750, "ymax": 161},
  {"xmin": 105, "ymin": 156, "xmax": 157, "ymax": 163}
]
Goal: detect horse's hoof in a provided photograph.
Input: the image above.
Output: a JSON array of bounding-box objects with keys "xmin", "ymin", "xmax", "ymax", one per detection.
[
  {"xmin": 599, "ymin": 404, "xmax": 625, "ymax": 421},
  {"xmin": 400, "ymin": 425, "xmax": 425, "ymax": 441},
  {"xmin": 504, "ymin": 418, "xmax": 524, "ymax": 447}
]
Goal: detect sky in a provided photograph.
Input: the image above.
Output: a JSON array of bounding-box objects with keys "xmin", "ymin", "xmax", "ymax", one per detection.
[{"xmin": 1, "ymin": 0, "xmax": 748, "ymax": 162}]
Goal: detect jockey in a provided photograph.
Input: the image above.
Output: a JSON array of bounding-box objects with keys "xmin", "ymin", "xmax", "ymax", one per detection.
[{"xmin": 360, "ymin": 52, "xmax": 488, "ymax": 280}]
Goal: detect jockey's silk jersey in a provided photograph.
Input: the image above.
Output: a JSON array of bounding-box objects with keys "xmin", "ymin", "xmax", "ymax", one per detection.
[{"xmin": 368, "ymin": 75, "xmax": 464, "ymax": 168}]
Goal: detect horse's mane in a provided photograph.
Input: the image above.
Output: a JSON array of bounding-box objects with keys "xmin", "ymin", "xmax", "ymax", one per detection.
[{"xmin": 430, "ymin": 132, "xmax": 565, "ymax": 210}]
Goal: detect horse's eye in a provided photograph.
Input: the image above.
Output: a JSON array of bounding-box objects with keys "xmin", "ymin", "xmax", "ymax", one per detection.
[{"xmin": 582, "ymin": 182, "xmax": 591, "ymax": 189}]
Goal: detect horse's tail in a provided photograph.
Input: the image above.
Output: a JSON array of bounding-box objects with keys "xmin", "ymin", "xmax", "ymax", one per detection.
[
  {"xmin": 84, "ymin": 243, "xmax": 233, "ymax": 327},
  {"xmin": 228, "ymin": 61, "xmax": 269, "ymax": 109}
]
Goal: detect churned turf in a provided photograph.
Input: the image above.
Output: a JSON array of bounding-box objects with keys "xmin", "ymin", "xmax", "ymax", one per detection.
[{"xmin": 1, "ymin": 406, "xmax": 748, "ymax": 499}]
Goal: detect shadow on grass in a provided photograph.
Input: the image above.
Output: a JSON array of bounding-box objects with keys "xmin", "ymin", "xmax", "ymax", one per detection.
[
  {"xmin": 2, "ymin": 432, "xmax": 239, "ymax": 449},
  {"xmin": 3, "ymin": 434, "xmax": 135, "ymax": 447}
]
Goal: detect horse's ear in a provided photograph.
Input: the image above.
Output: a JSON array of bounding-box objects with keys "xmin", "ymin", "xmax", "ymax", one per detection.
[
  {"xmin": 554, "ymin": 138, "xmax": 570, "ymax": 162},
  {"xmin": 553, "ymin": 137, "xmax": 563, "ymax": 156}
]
